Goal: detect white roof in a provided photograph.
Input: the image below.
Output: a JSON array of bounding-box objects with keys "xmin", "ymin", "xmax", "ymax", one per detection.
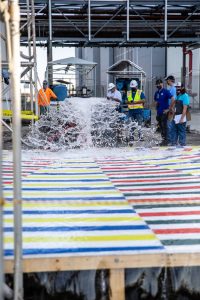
[
  {"xmin": 107, "ymin": 59, "xmax": 146, "ymax": 76},
  {"xmin": 48, "ymin": 57, "xmax": 97, "ymax": 66}
]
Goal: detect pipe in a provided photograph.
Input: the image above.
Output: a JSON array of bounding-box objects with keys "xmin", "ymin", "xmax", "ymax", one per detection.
[
  {"xmin": 10, "ymin": 0, "xmax": 23, "ymax": 299},
  {"xmin": 188, "ymin": 50, "xmax": 193, "ymax": 89},
  {"xmin": 0, "ymin": 19, "xmax": 5, "ymax": 300},
  {"xmin": 182, "ymin": 46, "xmax": 193, "ymax": 89}
]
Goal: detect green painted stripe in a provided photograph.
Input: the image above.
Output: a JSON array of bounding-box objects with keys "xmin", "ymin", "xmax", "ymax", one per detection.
[
  {"xmin": 163, "ymin": 239, "xmax": 200, "ymax": 246},
  {"xmin": 147, "ymin": 219, "xmax": 200, "ymax": 225}
]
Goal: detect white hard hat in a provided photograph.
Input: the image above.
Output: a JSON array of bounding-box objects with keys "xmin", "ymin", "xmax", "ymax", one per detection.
[
  {"xmin": 175, "ymin": 82, "xmax": 181, "ymax": 87},
  {"xmin": 108, "ymin": 83, "xmax": 115, "ymax": 91},
  {"xmin": 130, "ymin": 80, "xmax": 138, "ymax": 88}
]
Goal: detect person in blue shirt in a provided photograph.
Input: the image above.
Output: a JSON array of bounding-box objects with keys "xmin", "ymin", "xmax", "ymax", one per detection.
[
  {"xmin": 165, "ymin": 75, "xmax": 176, "ymax": 145},
  {"xmin": 154, "ymin": 79, "xmax": 175, "ymax": 146},
  {"xmin": 172, "ymin": 82, "xmax": 190, "ymax": 146}
]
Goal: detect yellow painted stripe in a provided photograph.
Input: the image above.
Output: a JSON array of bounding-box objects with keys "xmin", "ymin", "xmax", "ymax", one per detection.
[
  {"xmin": 5, "ymin": 191, "xmax": 121, "ymax": 196},
  {"xmin": 5, "ymin": 201, "xmax": 128, "ymax": 208},
  {"xmin": 164, "ymin": 164, "xmax": 200, "ymax": 169},
  {"xmin": 21, "ymin": 182, "xmax": 113, "ymax": 187},
  {"xmin": 5, "ymin": 216, "xmax": 141, "ymax": 223},
  {"xmin": 5, "ymin": 234, "xmax": 156, "ymax": 244},
  {"xmin": 36, "ymin": 169, "xmax": 101, "ymax": 173}
]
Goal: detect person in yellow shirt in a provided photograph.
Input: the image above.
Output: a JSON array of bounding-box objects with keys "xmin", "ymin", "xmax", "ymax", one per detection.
[{"xmin": 38, "ymin": 80, "xmax": 57, "ymax": 115}]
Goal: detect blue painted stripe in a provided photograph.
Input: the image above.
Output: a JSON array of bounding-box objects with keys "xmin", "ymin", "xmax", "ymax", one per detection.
[
  {"xmin": 4, "ymin": 225, "xmax": 147, "ymax": 232},
  {"xmin": 4, "ymin": 187, "xmax": 115, "ymax": 191},
  {"xmin": 44, "ymin": 166, "xmax": 98, "ymax": 169},
  {"xmin": 4, "ymin": 209, "xmax": 135, "ymax": 215},
  {"xmin": 22, "ymin": 179, "xmax": 109, "ymax": 182},
  {"xmin": 4, "ymin": 245, "xmax": 164, "ymax": 256},
  {"xmin": 31, "ymin": 172, "xmax": 103, "ymax": 175},
  {"xmin": 5, "ymin": 196, "xmax": 125, "ymax": 201}
]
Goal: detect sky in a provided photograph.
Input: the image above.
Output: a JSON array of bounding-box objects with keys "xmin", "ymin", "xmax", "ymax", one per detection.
[{"xmin": 21, "ymin": 46, "xmax": 75, "ymax": 86}]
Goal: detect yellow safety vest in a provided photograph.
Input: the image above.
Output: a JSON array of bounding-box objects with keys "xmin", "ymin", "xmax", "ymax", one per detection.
[{"xmin": 127, "ymin": 89, "xmax": 144, "ymax": 109}]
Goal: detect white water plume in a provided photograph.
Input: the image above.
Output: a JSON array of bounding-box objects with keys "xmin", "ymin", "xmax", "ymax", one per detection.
[{"xmin": 25, "ymin": 97, "xmax": 161, "ymax": 150}]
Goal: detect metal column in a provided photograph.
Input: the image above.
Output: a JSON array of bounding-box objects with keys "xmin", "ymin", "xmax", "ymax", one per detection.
[
  {"xmin": 88, "ymin": 0, "xmax": 91, "ymax": 41},
  {"xmin": 127, "ymin": 0, "xmax": 129, "ymax": 41},
  {"xmin": 164, "ymin": 0, "xmax": 168, "ymax": 42},
  {"xmin": 10, "ymin": 0, "xmax": 23, "ymax": 299},
  {"xmin": 47, "ymin": 0, "xmax": 53, "ymax": 84}
]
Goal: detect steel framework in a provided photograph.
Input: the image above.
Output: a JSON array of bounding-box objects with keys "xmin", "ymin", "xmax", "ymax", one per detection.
[{"xmin": 19, "ymin": 0, "xmax": 200, "ymax": 48}]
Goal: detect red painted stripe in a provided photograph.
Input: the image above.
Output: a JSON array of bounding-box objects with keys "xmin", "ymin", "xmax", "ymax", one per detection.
[
  {"xmin": 120, "ymin": 185, "xmax": 200, "ymax": 192},
  {"xmin": 140, "ymin": 211, "xmax": 200, "ymax": 217},
  {"xmin": 154, "ymin": 228, "xmax": 200, "ymax": 234},
  {"xmin": 97, "ymin": 161, "xmax": 142, "ymax": 165},
  {"xmin": 128, "ymin": 197, "xmax": 200, "ymax": 203},
  {"xmin": 101, "ymin": 166, "xmax": 153, "ymax": 170},
  {"xmin": 107, "ymin": 170, "xmax": 178, "ymax": 176},
  {"xmin": 112, "ymin": 177, "xmax": 199, "ymax": 183}
]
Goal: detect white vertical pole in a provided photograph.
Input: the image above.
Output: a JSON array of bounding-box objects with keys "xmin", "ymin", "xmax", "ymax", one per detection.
[
  {"xmin": 0, "ymin": 28, "xmax": 5, "ymax": 300},
  {"xmin": 127, "ymin": 0, "xmax": 129, "ymax": 41},
  {"xmin": 88, "ymin": 0, "xmax": 91, "ymax": 41},
  {"xmin": 10, "ymin": 0, "xmax": 23, "ymax": 299},
  {"xmin": 164, "ymin": 0, "xmax": 168, "ymax": 42}
]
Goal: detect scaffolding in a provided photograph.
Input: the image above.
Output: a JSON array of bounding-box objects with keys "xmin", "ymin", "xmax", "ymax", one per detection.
[{"xmin": 1, "ymin": 1, "xmax": 200, "ymax": 299}]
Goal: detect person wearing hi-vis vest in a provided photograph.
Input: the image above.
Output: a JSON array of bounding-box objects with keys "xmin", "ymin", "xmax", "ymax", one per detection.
[{"xmin": 126, "ymin": 79, "xmax": 145, "ymax": 142}]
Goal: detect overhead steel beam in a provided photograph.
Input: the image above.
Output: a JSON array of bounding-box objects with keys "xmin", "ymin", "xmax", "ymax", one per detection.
[{"xmin": 18, "ymin": 0, "xmax": 200, "ymax": 47}]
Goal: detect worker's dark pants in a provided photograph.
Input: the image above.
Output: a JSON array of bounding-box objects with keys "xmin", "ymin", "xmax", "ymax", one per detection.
[
  {"xmin": 40, "ymin": 105, "xmax": 50, "ymax": 115},
  {"xmin": 156, "ymin": 113, "xmax": 168, "ymax": 144}
]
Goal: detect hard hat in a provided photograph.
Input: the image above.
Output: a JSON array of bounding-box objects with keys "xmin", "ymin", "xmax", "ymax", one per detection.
[
  {"xmin": 107, "ymin": 83, "xmax": 115, "ymax": 90},
  {"xmin": 165, "ymin": 75, "xmax": 175, "ymax": 82},
  {"xmin": 130, "ymin": 80, "xmax": 138, "ymax": 88},
  {"xmin": 175, "ymin": 82, "xmax": 181, "ymax": 87}
]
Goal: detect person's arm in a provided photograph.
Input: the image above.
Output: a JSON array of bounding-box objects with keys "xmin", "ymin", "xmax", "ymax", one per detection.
[
  {"xmin": 110, "ymin": 95, "xmax": 121, "ymax": 103},
  {"xmin": 169, "ymin": 96, "xmax": 175, "ymax": 111},
  {"xmin": 50, "ymin": 89, "xmax": 57, "ymax": 99},
  {"xmin": 180, "ymin": 94, "xmax": 189, "ymax": 123},
  {"xmin": 136, "ymin": 91, "xmax": 145, "ymax": 105},
  {"xmin": 110, "ymin": 91, "xmax": 122, "ymax": 103},
  {"xmin": 180, "ymin": 105, "xmax": 187, "ymax": 123}
]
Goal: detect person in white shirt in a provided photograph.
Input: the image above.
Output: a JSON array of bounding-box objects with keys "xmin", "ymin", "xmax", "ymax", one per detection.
[{"xmin": 107, "ymin": 83, "xmax": 122, "ymax": 103}]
